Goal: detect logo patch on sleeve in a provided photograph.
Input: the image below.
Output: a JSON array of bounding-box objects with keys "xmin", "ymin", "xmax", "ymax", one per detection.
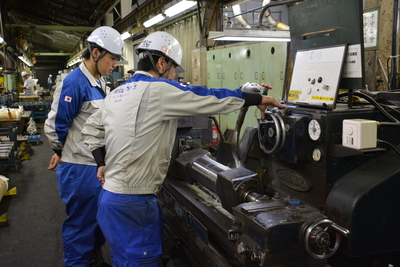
[{"xmin": 64, "ymin": 96, "xmax": 72, "ymax": 102}]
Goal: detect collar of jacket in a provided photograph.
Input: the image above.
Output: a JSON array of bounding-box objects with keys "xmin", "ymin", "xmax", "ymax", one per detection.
[
  {"xmin": 134, "ymin": 70, "xmax": 154, "ymax": 77},
  {"xmin": 79, "ymin": 62, "xmax": 107, "ymax": 92}
]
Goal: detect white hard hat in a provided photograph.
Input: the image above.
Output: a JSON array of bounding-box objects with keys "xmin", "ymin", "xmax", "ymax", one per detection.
[
  {"xmin": 49, "ymin": 74, "xmax": 52, "ymax": 77},
  {"xmin": 21, "ymin": 71, "xmax": 29, "ymax": 77},
  {"xmin": 87, "ymin": 26, "xmax": 124, "ymax": 59},
  {"xmin": 136, "ymin": 31, "xmax": 185, "ymax": 73}
]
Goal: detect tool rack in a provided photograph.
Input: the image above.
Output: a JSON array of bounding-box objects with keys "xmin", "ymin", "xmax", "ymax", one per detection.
[
  {"xmin": 0, "ymin": 124, "xmax": 19, "ymax": 171},
  {"xmin": 11, "ymin": 102, "xmax": 51, "ymax": 120}
]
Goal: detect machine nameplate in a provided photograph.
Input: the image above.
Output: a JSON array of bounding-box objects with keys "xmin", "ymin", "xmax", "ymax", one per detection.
[{"xmin": 277, "ymin": 169, "xmax": 311, "ymax": 192}]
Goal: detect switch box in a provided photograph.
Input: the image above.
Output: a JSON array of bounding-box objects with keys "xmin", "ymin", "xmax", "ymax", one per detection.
[{"xmin": 342, "ymin": 119, "xmax": 377, "ymax": 149}]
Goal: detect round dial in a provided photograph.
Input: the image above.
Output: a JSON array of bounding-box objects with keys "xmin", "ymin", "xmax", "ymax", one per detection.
[
  {"xmin": 312, "ymin": 147, "xmax": 322, "ymax": 162},
  {"xmin": 308, "ymin": 119, "xmax": 321, "ymax": 141}
]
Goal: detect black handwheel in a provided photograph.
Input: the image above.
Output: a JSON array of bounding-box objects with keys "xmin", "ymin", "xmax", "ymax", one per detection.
[
  {"xmin": 258, "ymin": 111, "xmax": 285, "ymax": 154},
  {"xmin": 301, "ymin": 219, "xmax": 341, "ymax": 260}
]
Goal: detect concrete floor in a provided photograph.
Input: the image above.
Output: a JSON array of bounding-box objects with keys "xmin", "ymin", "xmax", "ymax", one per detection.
[
  {"xmin": 0, "ymin": 123, "xmax": 189, "ymax": 267},
  {"xmin": 0, "ymin": 126, "xmax": 66, "ymax": 266},
  {"xmin": 0, "ymin": 126, "xmax": 112, "ymax": 266}
]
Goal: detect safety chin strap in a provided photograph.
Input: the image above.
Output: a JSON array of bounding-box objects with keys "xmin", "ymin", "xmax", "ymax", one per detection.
[
  {"xmin": 142, "ymin": 51, "xmax": 173, "ymax": 78},
  {"xmin": 88, "ymin": 42, "xmax": 107, "ymax": 78},
  {"xmin": 87, "ymin": 42, "xmax": 107, "ymax": 93}
]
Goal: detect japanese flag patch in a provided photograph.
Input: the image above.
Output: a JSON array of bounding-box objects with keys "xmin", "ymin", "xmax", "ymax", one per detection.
[{"xmin": 64, "ymin": 96, "xmax": 72, "ymax": 102}]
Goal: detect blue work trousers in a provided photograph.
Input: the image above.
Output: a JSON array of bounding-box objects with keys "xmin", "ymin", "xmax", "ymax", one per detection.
[
  {"xmin": 97, "ymin": 189, "xmax": 163, "ymax": 267},
  {"xmin": 56, "ymin": 162, "xmax": 105, "ymax": 267}
]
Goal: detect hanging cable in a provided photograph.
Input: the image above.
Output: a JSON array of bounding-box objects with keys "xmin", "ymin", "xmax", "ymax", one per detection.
[
  {"xmin": 377, "ymin": 139, "xmax": 400, "ymax": 157},
  {"xmin": 338, "ymin": 91, "xmax": 400, "ymax": 122},
  {"xmin": 0, "ymin": 6, "xmax": 8, "ymax": 71}
]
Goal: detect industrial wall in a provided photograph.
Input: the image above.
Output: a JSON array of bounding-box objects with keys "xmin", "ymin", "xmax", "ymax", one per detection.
[{"xmin": 364, "ymin": 0, "xmax": 398, "ymax": 91}]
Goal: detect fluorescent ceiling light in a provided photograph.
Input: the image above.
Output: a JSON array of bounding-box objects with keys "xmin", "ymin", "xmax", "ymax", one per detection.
[
  {"xmin": 209, "ymin": 29, "xmax": 291, "ymax": 42},
  {"xmin": 121, "ymin": 32, "xmax": 131, "ymax": 41},
  {"xmin": 18, "ymin": 55, "xmax": 33, "ymax": 66},
  {"xmin": 165, "ymin": 0, "xmax": 197, "ymax": 17},
  {"xmin": 214, "ymin": 36, "xmax": 290, "ymax": 42},
  {"xmin": 66, "ymin": 57, "xmax": 82, "ymax": 67},
  {"xmin": 143, "ymin": 14, "xmax": 165, "ymax": 28}
]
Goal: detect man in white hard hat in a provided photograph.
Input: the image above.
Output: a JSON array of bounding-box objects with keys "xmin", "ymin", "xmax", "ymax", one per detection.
[
  {"xmin": 47, "ymin": 74, "xmax": 53, "ymax": 91},
  {"xmin": 82, "ymin": 31, "xmax": 285, "ymax": 266},
  {"xmin": 55, "ymin": 70, "xmax": 64, "ymax": 90},
  {"xmin": 20, "ymin": 71, "xmax": 35, "ymax": 96},
  {"xmin": 44, "ymin": 26, "xmax": 124, "ymax": 267}
]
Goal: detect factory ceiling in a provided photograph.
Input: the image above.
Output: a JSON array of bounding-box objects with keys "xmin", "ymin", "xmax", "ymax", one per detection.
[
  {"xmin": 2, "ymin": 0, "xmax": 118, "ymax": 69},
  {"xmin": 1, "ymin": 0, "xmax": 246, "ymax": 70}
]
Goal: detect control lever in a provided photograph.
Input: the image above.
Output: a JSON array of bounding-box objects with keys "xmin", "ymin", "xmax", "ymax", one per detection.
[{"xmin": 229, "ymin": 83, "xmax": 271, "ymax": 167}]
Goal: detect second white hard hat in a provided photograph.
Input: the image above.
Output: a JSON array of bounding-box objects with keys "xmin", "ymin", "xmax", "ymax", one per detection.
[{"xmin": 136, "ymin": 31, "xmax": 185, "ymax": 73}]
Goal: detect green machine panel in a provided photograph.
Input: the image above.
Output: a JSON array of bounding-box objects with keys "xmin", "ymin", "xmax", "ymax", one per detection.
[
  {"xmin": 214, "ymin": 42, "xmax": 288, "ymax": 137},
  {"xmin": 221, "ymin": 46, "xmax": 240, "ymax": 90},
  {"xmin": 220, "ymin": 46, "xmax": 240, "ymax": 132},
  {"xmin": 238, "ymin": 43, "xmax": 261, "ymax": 85},
  {"xmin": 207, "ymin": 50, "xmax": 222, "ymax": 89},
  {"xmin": 260, "ymin": 42, "xmax": 288, "ymax": 101}
]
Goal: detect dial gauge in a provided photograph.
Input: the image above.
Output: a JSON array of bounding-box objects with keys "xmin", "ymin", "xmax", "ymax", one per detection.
[
  {"xmin": 312, "ymin": 147, "xmax": 322, "ymax": 162},
  {"xmin": 308, "ymin": 119, "xmax": 321, "ymax": 141}
]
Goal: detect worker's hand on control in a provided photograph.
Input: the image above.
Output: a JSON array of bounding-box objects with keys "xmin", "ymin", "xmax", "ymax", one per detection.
[
  {"xmin": 241, "ymin": 82, "xmax": 261, "ymax": 93},
  {"xmin": 257, "ymin": 96, "xmax": 287, "ymax": 119},
  {"xmin": 97, "ymin": 166, "xmax": 105, "ymax": 185},
  {"xmin": 47, "ymin": 153, "xmax": 61, "ymax": 171}
]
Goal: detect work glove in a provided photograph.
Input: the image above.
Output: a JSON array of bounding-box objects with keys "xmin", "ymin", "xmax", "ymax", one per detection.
[{"xmin": 240, "ymin": 82, "xmax": 261, "ymax": 93}]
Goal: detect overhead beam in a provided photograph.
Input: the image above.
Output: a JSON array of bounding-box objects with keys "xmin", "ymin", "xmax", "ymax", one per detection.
[
  {"xmin": 13, "ymin": 12, "xmax": 66, "ymax": 28},
  {"xmin": 12, "ymin": 8, "xmax": 90, "ymax": 27},
  {"xmin": 33, "ymin": 52, "xmax": 73, "ymax": 56},
  {"xmin": 21, "ymin": 4, "xmax": 91, "ymax": 24},
  {"xmin": 6, "ymin": 24, "xmax": 96, "ymax": 31},
  {"xmin": 36, "ymin": 59, "xmax": 67, "ymax": 63}
]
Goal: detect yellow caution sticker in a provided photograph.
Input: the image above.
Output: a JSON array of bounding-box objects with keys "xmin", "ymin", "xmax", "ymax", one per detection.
[
  {"xmin": 288, "ymin": 90, "xmax": 302, "ymax": 100},
  {"xmin": 311, "ymin": 96, "xmax": 334, "ymax": 101}
]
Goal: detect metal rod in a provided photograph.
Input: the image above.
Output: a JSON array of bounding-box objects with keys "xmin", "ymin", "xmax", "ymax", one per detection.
[
  {"xmin": 190, "ymin": 154, "xmax": 231, "ymax": 192},
  {"xmin": 391, "ymin": 0, "xmax": 399, "ymax": 90},
  {"xmin": 377, "ymin": 57, "xmax": 389, "ymax": 88}
]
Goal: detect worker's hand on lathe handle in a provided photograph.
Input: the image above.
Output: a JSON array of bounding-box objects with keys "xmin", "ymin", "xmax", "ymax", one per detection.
[
  {"xmin": 241, "ymin": 82, "xmax": 262, "ymax": 93},
  {"xmin": 257, "ymin": 96, "xmax": 286, "ymax": 119}
]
